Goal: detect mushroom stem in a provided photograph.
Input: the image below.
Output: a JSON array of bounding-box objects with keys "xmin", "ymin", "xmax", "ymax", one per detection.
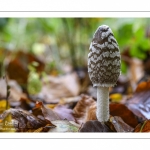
[{"xmin": 97, "ymin": 86, "xmax": 109, "ymax": 122}]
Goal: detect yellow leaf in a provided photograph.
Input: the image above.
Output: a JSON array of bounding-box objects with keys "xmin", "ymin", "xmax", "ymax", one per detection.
[
  {"xmin": 46, "ymin": 104, "xmax": 57, "ymax": 109},
  {"xmin": 0, "ymin": 113, "xmax": 16, "ymax": 132},
  {"xmin": 110, "ymin": 93, "xmax": 122, "ymax": 102},
  {"xmin": 33, "ymin": 127, "xmax": 43, "ymax": 132},
  {"xmin": 0, "ymin": 100, "xmax": 10, "ymax": 114}
]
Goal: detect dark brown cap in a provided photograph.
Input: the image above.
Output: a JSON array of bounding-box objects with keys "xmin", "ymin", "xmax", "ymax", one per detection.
[{"xmin": 88, "ymin": 25, "xmax": 121, "ymax": 87}]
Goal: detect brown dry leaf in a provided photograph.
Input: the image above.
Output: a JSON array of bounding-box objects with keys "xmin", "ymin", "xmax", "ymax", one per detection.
[
  {"xmin": 134, "ymin": 120, "xmax": 150, "ymax": 132},
  {"xmin": 126, "ymin": 92, "xmax": 150, "ymax": 120},
  {"xmin": 73, "ymin": 94, "xmax": 96, "ymax": 124},
  {"xmin": 126, "ymin": 80, "xmax": 150, "ymax": 120},
  {"xmin": 0, "ymin": 79, "xmax": 27, "ymax": 102},
  {"xmin": 18, "ymin": 97, "xmax": 35, "ymax": 110},
  {"xmin": 58, "ymin": 96, "xmax": 81, "ymax": 110},
  {"xmin": 110, "ymin": 103, "xmax": 139, "ymax": 128},
  {"xmin": 135, "ymin": 81, "xmax": 150, "ymax": 93},
  {"xmin": 53, "ymin": 105, "xmax": 75, "ymax": 121},
  {"xmin": 0, "ymin": 108, "xmax": 52, "ymax": 132},
  {"xmin": 33, "ymin": 123, "xmax": 56, "ymax": 132},
  {"xmin": 87, "ymin": 103, "xmax": 135, "ymax": 132},
  {"xmin": 79, "ymin": 116, "xmax": 133, "ymax": 132},
  {"xmin": 77, "ymin": 99, "xmax": 139, "ymax": 128},
  {"xmin": 49, "ymin": 120, "xmax": 80, "ymax": 132},
  {"xmin": 108, "ymin": 116, "xmax": 134, "ymax": 132},
  {"xmin": 7, "ymin": 59, "xmax": 28, "ymax": 87},
  {"xmin": 79, "ymin": 120, "xmax": 114, "ymax": 132},
  {"xmin": 37, "ymin": 73, "xmax": 80, "ymax": 103},
  {"xmin": 59, "ymin": 96, "xmax": 81, "ymax": 105},
  {"xmin": 86, "ymin": 103, "xmax": 97, "ymax": 121},
  {"xmin": 32, "ymin": 101, "xmax": 60, "ymax": 121}
]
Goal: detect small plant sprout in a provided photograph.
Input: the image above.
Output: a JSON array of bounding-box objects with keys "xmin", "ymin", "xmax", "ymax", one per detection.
[
  {"xmin": 27, "ymin": 62, "xmax": 42, "ymax": 95},
  {"xmin": 88, "ymin": 25, "xmax": 121, "ymax": 122}
]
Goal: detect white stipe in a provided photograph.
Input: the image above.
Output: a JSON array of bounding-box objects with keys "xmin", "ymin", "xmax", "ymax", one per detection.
[{"xmin": 96, "ymin": 86, "xmax": 109, "ymax": 122}]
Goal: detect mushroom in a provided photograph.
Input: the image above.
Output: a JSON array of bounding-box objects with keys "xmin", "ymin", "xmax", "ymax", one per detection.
[{"xmin": 88, "ymin": 25, "xmax": 121, "ymax": 122}]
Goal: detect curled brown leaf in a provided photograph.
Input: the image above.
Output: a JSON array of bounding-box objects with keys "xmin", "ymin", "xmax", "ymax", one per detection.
[
  {"xmin": 32, "ymin": 101, "xmax": 60, "ymax": 121},
  {"xmin": 0, "ymin": 108, "xmax": 53, "ymax": 132},
  {"xmin": 73, "ymin": 94, "xmax": 95, "ymax": 124}
]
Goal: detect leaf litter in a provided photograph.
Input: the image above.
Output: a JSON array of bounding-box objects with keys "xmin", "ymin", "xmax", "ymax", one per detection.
[{"xmin": 1, "ymin": 50, "xmax": 150, "ymax": 132}]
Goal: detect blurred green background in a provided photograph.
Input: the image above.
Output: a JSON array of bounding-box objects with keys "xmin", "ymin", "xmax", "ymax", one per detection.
[{"xmin": 0, "ymin": 18, "xmax": 150, "ymax": 75}]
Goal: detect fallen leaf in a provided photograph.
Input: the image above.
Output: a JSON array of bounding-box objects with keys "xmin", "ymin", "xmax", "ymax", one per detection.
[
  {"xmin": 79, "ymin": 116, "xmax": 133, "ymax": 132},
  {"xmin": 32, "ymin": 101, "xmax": 60, "ymax": 121},
  {"xmin": 33, "ymin": 123, "xmax": 56, "ymax": 132},
  {"xmin": 134, "ymin": 120, "xmax": 150, "ymax": 132},
  {"xmin": 126, "ymin": 80, "xmax": 150, "ymax": 120},
  {"xmin": 0, "ymin": 78, "xmax": 27, "ymax": 102},
  {"xmin": 49, "ymin": 120, "xmax": 80, "ymax": 132},
  {"xmin": 0, "ymin": 108, "xmax": 51, "ymax": 132},
  {"xmin": 59, "ymin": 96, "xmax": 81, "ymax": 105},
  {"xmin": 73, "ymin": 94, "xmax": 95, "ymax": 124},
  {"xmin": 58, "ymin": 96, "xmax": 81, "ymax": 109},
  {"xmin": 108, "ymin": 116, "xmax": 134, "ymax": 132},
  {"xmin": 7, "ymin": 59, "xmax": 28, "ymax": 87},
  {"xmin": 86, "ymin": 103, "xmax": 97, "ymax": 121},
  {"xmin": 110, "ymin": 93, "xmax": 122, "ymax": 102},
  {"xmin": 18, "ymin": 97, "xmax": 35, "ymax": 111},
  {"xmin": 110, "ymin": 103, "xmax": 139, "ymax": 128},
  {"xmin": 53, "ymin": 105, "xmax": 75, "ymax": 121},
  {"xmin": 135, "ymin": 81, "xmax": 150, "ymax": 93},
  {"xmin": 79, "ymin": 101, "xmax": 139, "ymax": 128},
  {"xmin": 0, "ymin": 100, "xmax": 10, "ymax": 114},
  {"xmin": 37, "ymin": 73, "xmax": 80, "ymax": 103},
  {"xmin": 46, "ymin": 104, "xmax": 57, "ymax": 109},
  {"xmin": 79, "ymin": 120, "xmax": 113, "ymax": 132},
  {"xmin": 0, "ymin": 110, "xmax": 15, "ymax": 132}
]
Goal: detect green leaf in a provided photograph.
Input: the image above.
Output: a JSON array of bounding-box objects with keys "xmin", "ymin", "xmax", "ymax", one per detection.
[{"xmin": 121, "ymin": 60, "xmax": 128, "ymax": 74}]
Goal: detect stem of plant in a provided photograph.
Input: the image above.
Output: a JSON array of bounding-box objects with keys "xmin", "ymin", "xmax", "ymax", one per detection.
[
  {"xmin": 96, "ymin": 86, "xmax": 109, "ymax": 122},
  {"xmin": 4, "ymin": 75, "xmax": 10, "ymax": 110}
]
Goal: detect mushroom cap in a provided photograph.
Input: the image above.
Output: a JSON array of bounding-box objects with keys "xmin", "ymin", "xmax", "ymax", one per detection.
[{"xmin": 88, "ymin": 25, "xmax": 121, "ymax": 87}]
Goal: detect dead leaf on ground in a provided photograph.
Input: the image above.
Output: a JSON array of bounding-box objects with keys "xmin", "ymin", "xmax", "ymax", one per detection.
[
  {"xmin": 135, "ymin": 80, "xmax": 150, "ymax": 93},
  {"xmin": 73, "ymin": 94, "xmax": 95, "ymax": 124},
  {"xmin": 33, "ymin": 123, "xmax": 56, "ymax": 132},
  {"xmin": 59, "ymin": 96, "xmax": 81, "ymax": 109},
  {"xmin": 0, "ymin": 78, "xmax": 27, "ymax": 102},
  {"xmin": 79, "ymin": 120, "xmax": 113, "ymax": 132},
  {"xmin": 108, "ymin": 116, "xmax": 134, "ymax": 132},
  {"xmin": 0, "ymin": 100, "xmax": 10, "ymax": 114},
  {"xmin": 110, "ymin": 93, "xmax": 122, "ymax": 103},
  {"xmin": 53, "ymin": 105, "xmax": 75, "ymax": 121},
  {"xmin": 74, "ymin": 96, "xmax": 139, "ymax": 128},
  {"xmin": 37, "ymin": 73, "xmax": 80, "ymax": 103},
  {"xmin": 7, "ymin": 59, "xmax": 28, "ymax": 87},
  {"xmin": 126, "ymin": 80, "xmax": 150, "ymax": 120},
  {"xmin": 18, "ymin": 97, "xmax": 35, "ymax": 111},
  {"xmin": 0, "ymin": 108, "xmax": 53, "ymax": 132},
  {"xmin": 79, "ymin": 116, "xmax": 133, "ymax": 132},
  {"xmin": 32, "ymin": 101, "xmax": 60, "ymax": 121},
  {"xmin": 110, "ymin": 103, "xmax": 139, "ymax": 128},
  {"xmin": 134, "ymin": 120, "xmax": 150, "ymax": 132},
  {"xmin": 49, "ymin": 120, "xmax": 80, "ymax": 132}
]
